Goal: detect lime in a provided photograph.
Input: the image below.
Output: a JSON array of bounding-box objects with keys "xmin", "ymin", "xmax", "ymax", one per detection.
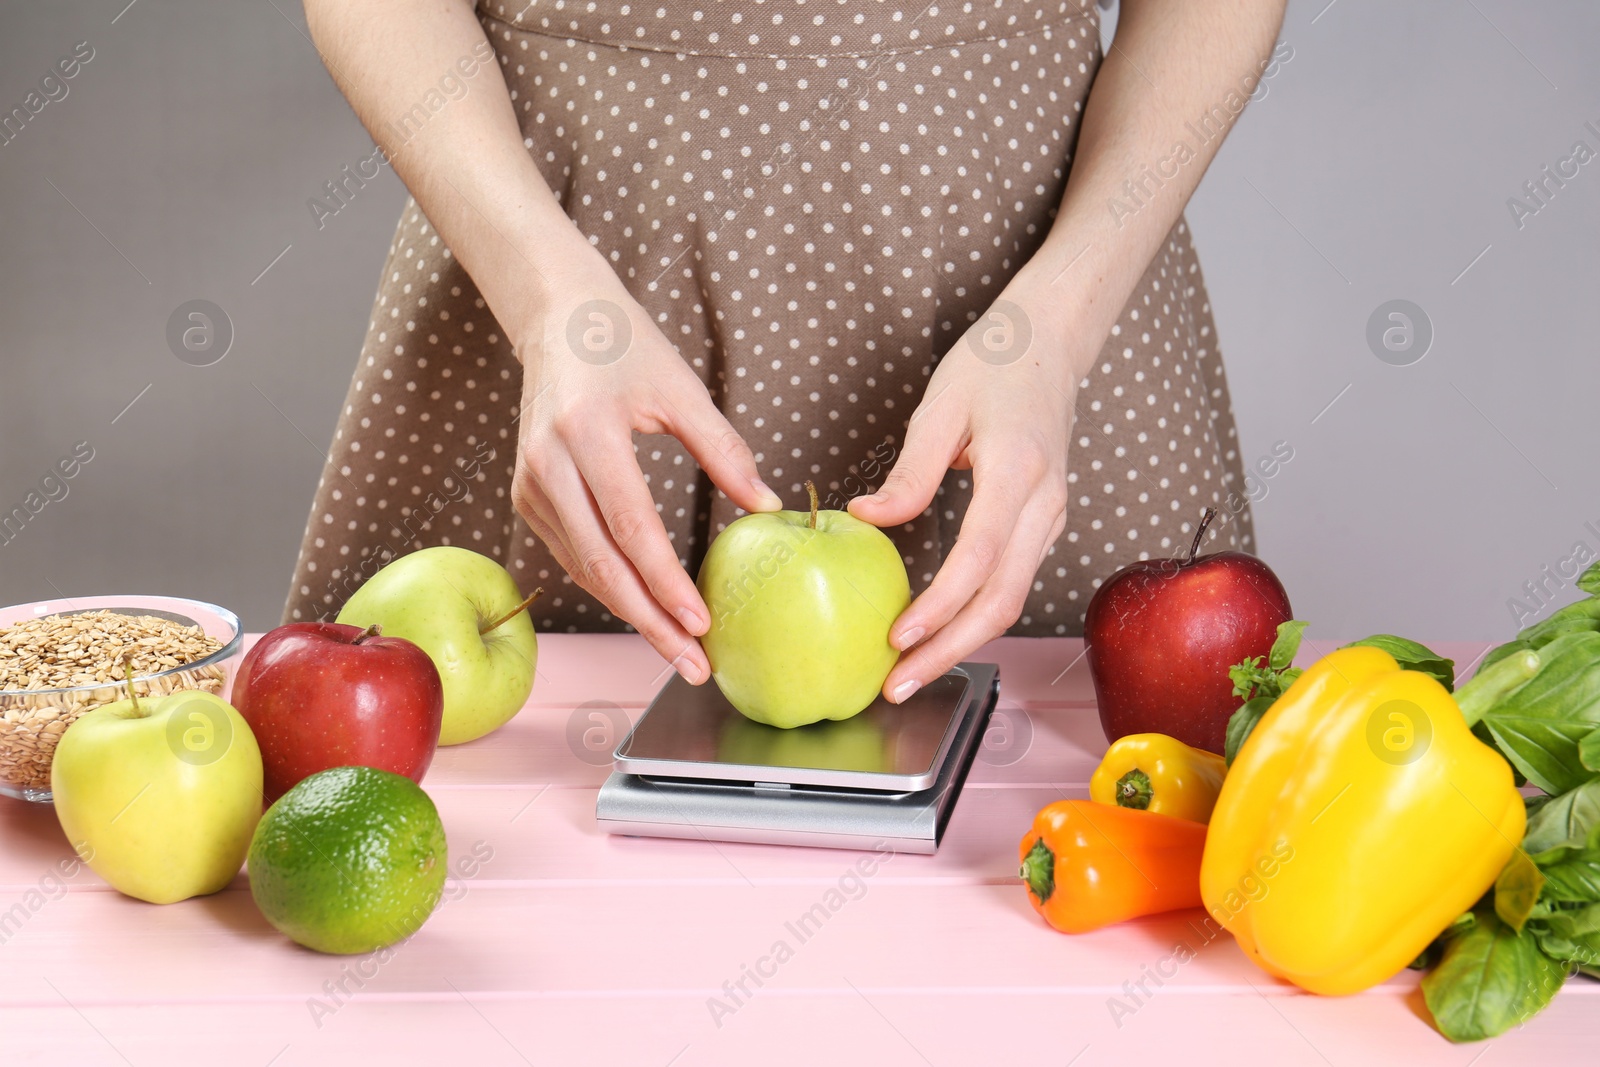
[{"xmin": 248, "ymin": 765, "xmax": 448, "ymax": 955}]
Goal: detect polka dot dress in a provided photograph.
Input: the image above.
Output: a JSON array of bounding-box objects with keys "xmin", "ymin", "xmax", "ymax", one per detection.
[{"xmin": 282, "ymin": 0, "xmax": 1256, "ymax": 637}]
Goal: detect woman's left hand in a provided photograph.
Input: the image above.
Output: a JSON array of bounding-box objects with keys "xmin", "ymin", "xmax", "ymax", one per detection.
[{"xmin": 849, "ymin": 284, "xmax": 1091, "ymax": 703}]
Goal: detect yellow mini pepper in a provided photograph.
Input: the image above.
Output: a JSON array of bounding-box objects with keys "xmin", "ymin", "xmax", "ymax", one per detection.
[
  {"xmin": 1201, "ymin": 645, "xmax": 1529, "ymax": 996},
  {"xmin": 1089, "ymin": 733, "xmax": 1226, "ymax": 824}
]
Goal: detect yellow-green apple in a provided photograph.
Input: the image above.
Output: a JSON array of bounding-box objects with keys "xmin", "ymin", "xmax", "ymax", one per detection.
[
  {"xmin": 231, "ymin": 622, "xmax": 445, "ymax": 802},
  {"xmin": 697, "ymin": 481, "xmax": 910, "ymax": 728},
  {"xmin": 337, "ymin": 546, "xmax": 540, "ymax": 745},
  {"xmin": 51, "ymin": 671, "xmax": 263, "ymax": 904}
]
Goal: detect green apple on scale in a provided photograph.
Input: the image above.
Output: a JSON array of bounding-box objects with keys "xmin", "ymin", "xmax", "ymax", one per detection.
[
  {"xmin": 51, "ymin": 658, "xmax": 264, "ymax": 905},
  {"xmin": 697, "ymin": 480, "xmax": 911, "ymax": 728},
  {"xmin": 337, "ymin": 546, "xmax": 541, "ymax": 745}
]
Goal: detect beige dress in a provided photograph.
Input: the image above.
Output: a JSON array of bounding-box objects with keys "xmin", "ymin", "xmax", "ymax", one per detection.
[{"xmin": 283, "ymin": 0, "xmax": 1255, "ymax": 636}]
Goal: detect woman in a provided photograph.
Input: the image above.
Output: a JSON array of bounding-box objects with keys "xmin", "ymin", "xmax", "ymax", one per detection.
[{"xmin": 287, "ymin": 0, "xmax": 1286, "ymax": 705}]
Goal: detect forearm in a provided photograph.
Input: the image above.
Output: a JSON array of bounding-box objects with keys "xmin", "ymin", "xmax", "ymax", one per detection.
[
  {"xmin": 1010, "ymin": 0, "xmax": 1287, "ymax": 362},
  {"xmin": 303, "ymin": 0, "xmax": 601, "ymax": 348}
]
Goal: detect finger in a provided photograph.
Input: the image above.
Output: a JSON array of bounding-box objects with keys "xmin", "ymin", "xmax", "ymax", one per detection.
[
  {"xmin": 644, "ymin": 379, "xmax": 783, "ymax": 514},
  {"xmin": 512, "ymin": 471, "xmax": 579, "ymax": 578},
  {"xmin": 847, "ymin": 395, "xmax": 966, "ymax": 528},
  {"xmin": 512, "ymin": 483, "xmax": 576, "ymax": 572},
  {"xmin": 884, "ymin": 458, "xmax": 1034, "ymax": 650},
  {"xmin": 884, "ymin": 497, "xmax": 1060, "ymax": 701},
  {"xmin": 533, "ymin": 459, "xmax": 711, "ymax": 683},
  {"xmin": 572, "ymin": 427, "xmax": 712, "ymax": 636}
]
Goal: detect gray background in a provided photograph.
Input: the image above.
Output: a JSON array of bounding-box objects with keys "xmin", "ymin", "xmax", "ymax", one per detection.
[{"xmin": 1, "ymin": 0, "xmax": 1596, "ymax": 642}]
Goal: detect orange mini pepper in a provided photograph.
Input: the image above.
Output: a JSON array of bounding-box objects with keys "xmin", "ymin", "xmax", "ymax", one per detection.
[{"xmin": 1019, "ymin": 799, "xmax": 1207, "ymax": 933}]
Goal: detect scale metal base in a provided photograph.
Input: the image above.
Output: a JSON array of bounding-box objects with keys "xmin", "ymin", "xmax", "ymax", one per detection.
[{"xmin": 595, "ymin": 663, "xmax": 1000, "ymax": 854}]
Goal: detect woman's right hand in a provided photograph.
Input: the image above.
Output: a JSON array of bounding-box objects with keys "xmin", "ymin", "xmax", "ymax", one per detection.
[{"xmin": 512, "ymin": 274, "xmax": 783, "ymax": 683}]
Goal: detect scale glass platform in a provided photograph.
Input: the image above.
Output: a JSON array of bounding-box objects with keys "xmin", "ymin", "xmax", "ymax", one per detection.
[{"xmin": 595, "ymin": 663, "xmax": 1000, "ymax": 854}]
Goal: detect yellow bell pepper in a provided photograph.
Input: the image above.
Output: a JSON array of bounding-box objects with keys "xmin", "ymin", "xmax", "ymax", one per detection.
[
  {"xmin": 1201, "ymin": 645, "xmax": 1527, "ymax": 996},
  {"xmin": 1089, "ymin": 733, "xmax": 1226, "ymax": 823}
]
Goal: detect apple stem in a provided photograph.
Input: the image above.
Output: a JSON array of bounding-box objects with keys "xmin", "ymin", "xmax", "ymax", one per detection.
[
  {"xmin": 352, "ymin": 623, "xmax": 383, "ymax": 645},
  {"xmin": 121, "ymin": 655, "xmax": 140, "ymax": 715},
  {"xmin": 1186, "ymin": 507, "xmax": 1219, "ymax": 564},
  {"xmin": 480, "ymin": 587, "xmax": 545, "ymax": 636},
  {"xmin": 804, "ymin": 480, "xmax": 818, "ymax": 530}
]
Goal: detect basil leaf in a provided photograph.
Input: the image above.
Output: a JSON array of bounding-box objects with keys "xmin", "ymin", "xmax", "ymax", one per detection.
[
  {"xmin": 1581, "ymin": 728, "xmax": 1600, "ymax": 773},
  {"xmin": 1421, "ymin": 907, "xmax": 1570, "ymax": 1043},
  {"xmin": 1228, "ymin": 655, "xmax": 1270, "ymax": 701},
  {"xmin": 1525, "ymin": 780, "xmax": 1600, "ymax": 853},
  {"xmin": 1472, "ymin": 721, "xmax": 1528, "ymax": 788},
  {"xmin": 1268, "ymin": 620, "xmax": 1308, "ymax": 671},
  {"xmin": 1530, "ymin": 903, "xmax": 1600, "ymax": 965},
  {"xmin": 1481, "ymin": 597, "xmax": 1600, "ymax": 677},
  {"xmin": 1494, "ymin": 850, "xmax": 1545, "ymax": 932},
  {"xmin": 1511, "ymin": 597, "xmax": 1600, "ymax": 651},
  {"xmin": 1343, "ymin": 634, "xmax": 1456, "ymax": 692},
  {"xmin": 1530, "ymin": 845, "xmax": 1600, "ymax": 902},
  {"xmin": 1580, "ymin": 563, "xmax": 1600, "ymax": 596},
  {"xmin": 1478, "ymin": 631, "xmax": 1600, "ymax": 794},
  {"xmin": 1224, "ymin": 695, "xmax": 1275, "ymax": 768}
]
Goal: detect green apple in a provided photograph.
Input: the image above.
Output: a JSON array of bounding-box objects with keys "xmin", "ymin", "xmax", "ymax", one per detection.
[
  {"xmin": 337, "ymin": 546, "xmax": 539, "ymax": 745},
  {"xmin": 52, "ymin": 681, "xmax": 263, "ymax": 905},
  {"xmin": 697, "ymin": 480, "xmax": 911, "ymax": 728}
]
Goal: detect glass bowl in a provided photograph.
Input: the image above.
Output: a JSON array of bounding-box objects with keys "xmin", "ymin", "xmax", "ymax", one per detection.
[{"xmin": 0, "ymin": 595, "xmax": 244, "ymax": 803}]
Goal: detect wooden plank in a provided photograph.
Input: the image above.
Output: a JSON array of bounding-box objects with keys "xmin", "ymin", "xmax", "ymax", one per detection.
[{"xmin": 4, "ymin": 983, "xmax": 1598, "ymax": 1066}]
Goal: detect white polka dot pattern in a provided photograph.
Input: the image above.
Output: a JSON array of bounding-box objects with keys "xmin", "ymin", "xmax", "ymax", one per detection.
[{"xmin": 282, "ymin": 0, "xmax": 1254, "ymax": 637}]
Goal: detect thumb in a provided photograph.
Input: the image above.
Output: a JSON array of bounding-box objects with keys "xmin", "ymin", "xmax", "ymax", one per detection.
[{"xmin": 848, "ymin": 415, "xmax": 961, "ymax": 527}]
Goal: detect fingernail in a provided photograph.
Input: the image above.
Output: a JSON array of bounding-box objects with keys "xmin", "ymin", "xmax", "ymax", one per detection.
[
  {"xmin": 894, "ymin": 625, "xmax": 925, "ymax": 650},
  {"xmin": 891, "ymin": 678, "xmax": 921, "ymax": 703},
  {"xmin": 677, "ymin": 657, "xmax": 708, "ymax": 685},
  {"xmin": 751, "ymin": 479, "xmax": 783, "ymax": 510},
  {"xmin": 676, "ymin": 606, "xmax": 706, "ymax": 634},
  {"xmin": 861, "ymin": 492, "xmax": 886, "ymax": 504}
]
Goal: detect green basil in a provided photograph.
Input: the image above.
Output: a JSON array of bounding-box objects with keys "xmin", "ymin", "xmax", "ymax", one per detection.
[
  {"xmin": 1530, "ymin": 902, "xmax": 1600, "ymax": 965},
  {"xmin": 1483, "ymin": 597, "xmax": 1600, "ymax": 673},
  {"xmin": 1580, "ymin": 727, "xmax": 1600, "ymax": 772},
  {"xmin": 1269, "ymin": 620, "xmax": 1308, "ymax": 671},
  {"xmin": 1478, "ymin": 631, "xmax": 1600, "ymax": 794},
  {"xmin": 1580, "ymin": 562, "xmax": 1600, "ymax": 596},
  {"xmin": 1343, "ymin": 634, "xmax": 1456, "ymax": 692},
  {"xmin": 1421, "ymin": 906, "xmax": 1571, "ymax": 1043},
  {"xmin": 1223, "ymin": 695, "xmax": 1275, "ymax": 768},
  {"xmin": 1494, "ymin": 850, "xmax": 1545, "ymax": 932},
  {"xmin": 1229, "ymin": 620, "xmax": 1308, "ymax": 703},
  {"xmin": 1524, "ymin": 779, "xmax": 1600, "ymax": 852},
  {"xmin": 1228, "ymin": 657, "xmax": 1270, "ymax": 702},
  {"xmin": 1472, "ymin": 721, "xmax": 1528, "ymax": 788},
  {"xmin": 1529, "ymin": 829, "xmax": 1600, "ymax": 902}
]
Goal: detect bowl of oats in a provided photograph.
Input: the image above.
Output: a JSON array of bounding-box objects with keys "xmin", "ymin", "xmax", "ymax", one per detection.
[{"xmin": 0, "ymin": 595, "xmax": 243, "ymax": 803}]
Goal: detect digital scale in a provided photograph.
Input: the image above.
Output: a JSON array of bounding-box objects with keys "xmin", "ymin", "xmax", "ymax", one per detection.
[{"xmin": 595, "ymin": 663, "xmax": 1000, "ymax": 854}]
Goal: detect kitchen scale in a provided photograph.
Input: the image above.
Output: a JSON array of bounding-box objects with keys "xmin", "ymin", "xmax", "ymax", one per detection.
[{"xmin": 595, "ymin": 663, "xmax": 1000, "ymax": 854}]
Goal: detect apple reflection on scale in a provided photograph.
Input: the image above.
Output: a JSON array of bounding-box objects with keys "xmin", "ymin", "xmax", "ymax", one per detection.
[{"xmin": 595, "ymin": 663, "xmax": 1000, "ymax": 854}]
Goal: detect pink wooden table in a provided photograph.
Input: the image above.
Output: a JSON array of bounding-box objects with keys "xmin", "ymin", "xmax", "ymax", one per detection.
[{"xmin": 2, "ymin": 635, "xmax": 1595, "ymax": 1065}]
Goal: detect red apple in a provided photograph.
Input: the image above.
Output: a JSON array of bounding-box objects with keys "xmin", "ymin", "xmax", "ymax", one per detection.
[
  {"xmin": 1084, "ymin": 509, "xmax": 1292, "ymax": 754},
  {"xmin": 232, "ymin": 622, "xmax": 444, "ymax": 802}
]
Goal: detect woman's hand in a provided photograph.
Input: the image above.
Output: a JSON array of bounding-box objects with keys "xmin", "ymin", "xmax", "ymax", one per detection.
[
  {"xmin": 849, "ymin": 284, "xmax": 1086, "ymax": 702},
  {"xmin": 847, "ymin": 0, "xmax": 1287, "ymax": 701},
  {"xmin": 513, "ymin": 271, "xmax": 783, "ymax": 683}
]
